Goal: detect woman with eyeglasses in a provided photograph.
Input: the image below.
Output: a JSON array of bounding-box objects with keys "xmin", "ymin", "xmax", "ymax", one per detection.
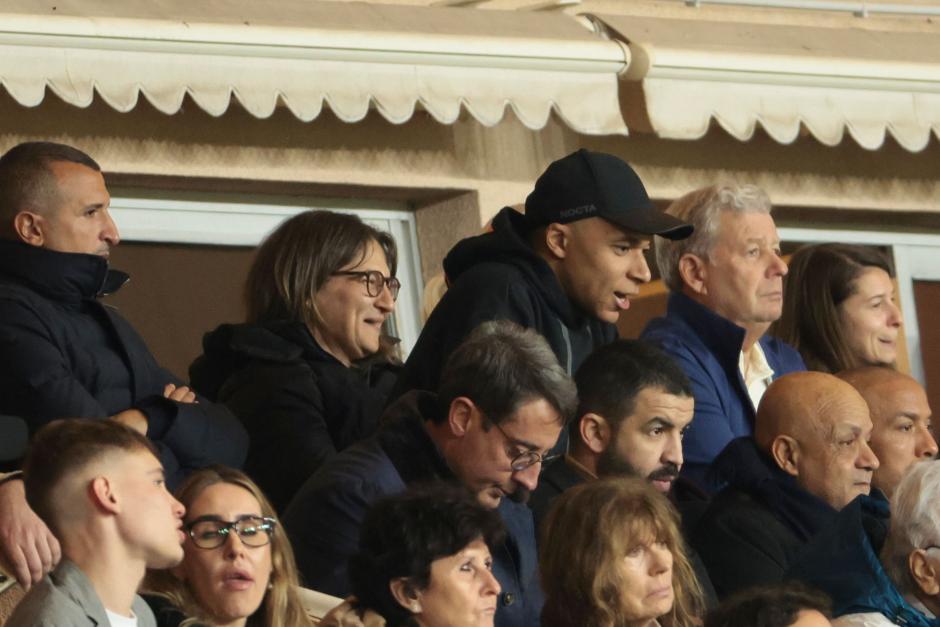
[
  {"xmin": 190, "ymin": 210, "xmax": 402, "ymax": 512},
  {"xmin": 144, "ymin": 466, "xmax": 314, "ymax": 627}
]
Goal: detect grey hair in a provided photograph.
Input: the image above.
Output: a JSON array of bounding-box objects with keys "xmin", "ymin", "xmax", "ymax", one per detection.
[
  {"xmin": 881, "ymin": 460, "xmax": 940, "ymax": 595},
  {"xmin": 655, "ymin": 184, "xmax": 773, "ymax": 292},
  {"xmin": 435, "ymin": 320, "xmax": 578, "ymax": 427}
]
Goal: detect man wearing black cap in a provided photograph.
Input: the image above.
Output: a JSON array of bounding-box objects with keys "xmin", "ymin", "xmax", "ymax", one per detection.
[{"xmin": 391, "ymin": 150, "xmax": 691, "ymax": 427}]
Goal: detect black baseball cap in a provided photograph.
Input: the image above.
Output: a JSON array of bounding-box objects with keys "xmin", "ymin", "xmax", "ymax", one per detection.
[{"xmin": 524, "ymin": 149, "xmax": 693, "ymax": 240}]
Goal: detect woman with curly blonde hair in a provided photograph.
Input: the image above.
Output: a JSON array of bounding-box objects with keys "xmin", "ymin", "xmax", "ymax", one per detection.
[
  {"xmin": 144, "ymin": 466, "xmax": 314, "ymax": 627},
  {"xmin": 540, "ymin": 477, "xmax": 704, "ymax": 627}
]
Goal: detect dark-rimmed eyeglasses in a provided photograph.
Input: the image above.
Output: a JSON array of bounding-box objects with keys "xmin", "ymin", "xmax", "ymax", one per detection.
[
  {"xmin": 490, "ymin": 420, "xmax": 560, "ymax": 472},
  {"xmin": 185, "ymin": 515, "xmax": 277, "ymax": 550},
  {"xmin": 333, "ymin": 270, "xmax": 401, "ymax": 300}
]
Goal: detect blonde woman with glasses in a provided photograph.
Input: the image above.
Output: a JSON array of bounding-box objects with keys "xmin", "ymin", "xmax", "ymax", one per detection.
[{"xmin": 144, "ymin": 466, "xmax": 316, "ymax": 627}]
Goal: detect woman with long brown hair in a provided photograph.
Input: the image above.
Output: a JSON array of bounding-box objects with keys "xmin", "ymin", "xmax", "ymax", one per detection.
[
  {"xmin": 540, "ymin": 477, "xmax": 704, "ymax": 627},
  {"xmin": 775, "ymin": 243, "xmax": 902, "ymax": 374}
]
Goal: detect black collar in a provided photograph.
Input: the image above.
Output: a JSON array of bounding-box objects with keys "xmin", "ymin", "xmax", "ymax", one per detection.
[
  {"xmin": 0, "ymin": 239, "xmax": 128, "ymax": 303},
  {"xmin": 378, "ymin": 391, "xmax": 454, "ymax": 485}
]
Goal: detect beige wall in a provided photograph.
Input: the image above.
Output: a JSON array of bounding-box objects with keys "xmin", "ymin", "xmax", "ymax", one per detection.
[{"xmin": 3, "ymin": 91, "xmax": 938, "ymax": 227}]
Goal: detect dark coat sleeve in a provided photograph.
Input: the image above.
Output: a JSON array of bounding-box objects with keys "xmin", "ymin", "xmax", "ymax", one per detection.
[
  {"xmin": 216, "ymin": 363, "xmax": 337, "ymax": 513},
  {"xmin": 0, "ymin": 298, "xmax": 113, "ymax": 423},
  {"xmin": 283, "ymin": 468, "xmax": 381, "ymax": 596},
  {"xmin": 103, "ymin": 306, "xmax": 250, "ymax": 485},
  {"xmin": 494, "ymin": 501, "xmax": 544, "ymax": 627},
  {"xmin": 691, "ymin": 493, "xmax": 801, "ymax": 599}
]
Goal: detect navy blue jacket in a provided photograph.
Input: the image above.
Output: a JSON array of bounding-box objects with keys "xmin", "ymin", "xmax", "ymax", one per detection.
[
  {"xmin": 284, "ymin": 391, "xmax": 543, "ymax": 627},
  {"xmin": 787, "ymin": 494, "xmax": 939, "ymax": 626},
  {"xmin": 0, "ymin": 241, "xmax": 248, "ymax": 486},
  {"xmin": 641, "ymin": 292, "xmax": 805, "ymax": 490}
]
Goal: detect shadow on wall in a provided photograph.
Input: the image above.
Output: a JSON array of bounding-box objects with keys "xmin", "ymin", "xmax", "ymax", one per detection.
[{"xmin": 107, "ymin": 242, "xmax": 255, "ymax": 381}]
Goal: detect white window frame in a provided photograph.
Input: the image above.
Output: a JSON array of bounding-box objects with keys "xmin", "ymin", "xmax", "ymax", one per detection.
[
  {"xmin": 108, "ymin": 190, "xmax": 425, "ymax": 357},
  {"xmin": 779, "ymin": 226, "xmax": 940, "ymax": 385}
]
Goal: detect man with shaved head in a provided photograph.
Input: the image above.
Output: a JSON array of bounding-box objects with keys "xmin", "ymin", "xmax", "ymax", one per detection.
[
  {"xmin": 838, "ymin": 367, "xmax": 938, "ymax": 498},
  {"xmin": 692, "ymin": 371, "xmax": 880, "ymax": 598}
]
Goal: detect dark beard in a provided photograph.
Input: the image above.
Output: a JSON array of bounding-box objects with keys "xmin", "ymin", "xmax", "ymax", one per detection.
[{"xmin": 597, "ymin": 447, "xmax": 679, "ymax": 487}]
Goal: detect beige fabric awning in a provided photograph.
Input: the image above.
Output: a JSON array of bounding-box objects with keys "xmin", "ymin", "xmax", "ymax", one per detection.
[
  {"xmin": 0, "ymin": 0, "xmax": 629, "ymax": 135},
  {"xmin": 588, "ymin": 14, "xmax": 940, "ymax": 151}
]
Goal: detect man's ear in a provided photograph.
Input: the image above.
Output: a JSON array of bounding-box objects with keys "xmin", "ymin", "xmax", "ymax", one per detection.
[
  {"xmin": 448, "ymin": 397, "xmax": 476, "ymax": 438},
  {"xmin": 678, "ymin": 253, "xmax": 707, "ymax": 296},
  {"xmin": 543, "ymin": 223, "xmax": 571, "ymax": 260},
  {"xmin": 90, "ymin": 475, "xmax": 121, "ymax": 515},
  {"xmin": 389, "ymin": 578, "xmax": 422, "ymax": 614},
  {"xmin": 12, "ymin": 211, "xmax": 45, "ymax": 247},
  {"xmin": 910, "ymin": 550, "xmax": 940, "ymax": 596},
  {"xmin": 579, "ymin": 413, "xmax": 612, "ymax": 455},
  {"xmin": 770, "ymin": 436, "xmax": 800, "ymax": 477}
]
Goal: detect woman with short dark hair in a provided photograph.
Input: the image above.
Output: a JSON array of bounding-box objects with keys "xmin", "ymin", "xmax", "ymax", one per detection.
[
  {"xmin": 190, "ymin": 210, "xmax": 401, "ymax": 511},
  {"xmin": 775, "ymin": 243, "xmax": 902, "ymax": 373},
  {"xmin": 540, "ymin": 477, "xmax": 704, "ymax": 627},
  {"xmin": 324, "ymin": 484, "xmax": 505, "ymax": 627}
]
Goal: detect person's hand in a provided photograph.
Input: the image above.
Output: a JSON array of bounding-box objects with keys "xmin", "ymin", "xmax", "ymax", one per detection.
[
  {"xmin": 320, "ymin": 599, "xmax": 386, "ymax": 627},
  {"xmin": 0, "ymin": 478, "xmax": 60, "ymax": 589},
  {"xmin": 163, "ymin": 383, "xmax": 197, "ymax": 404},
  {"xmin": 110, "ymin": 408, "xmax": 149, "ymax": 435}
]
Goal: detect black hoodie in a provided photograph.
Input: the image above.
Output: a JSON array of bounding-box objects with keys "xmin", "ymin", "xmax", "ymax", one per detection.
[
  {"xmin": 391, "ymin": 207, "xmax": 617, "ymax": 401},
  {"xmin": 190, "ymin": 320, "xmax": 400, "ymax": 512}
]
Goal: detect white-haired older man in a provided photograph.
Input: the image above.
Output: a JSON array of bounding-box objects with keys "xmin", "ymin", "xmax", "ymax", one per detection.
[
  {"xmin": 641, "ymin": 184, "xmax": 805, "ymax": 490},
  {"xmin": 788, "ymin": 459, "xmax": 940, "ymax": 626}
]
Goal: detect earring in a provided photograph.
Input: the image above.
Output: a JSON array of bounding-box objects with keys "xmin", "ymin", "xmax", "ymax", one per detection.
[{"xmin": 411, "ymin": 602, "xmax": 419, "ymax": 612}]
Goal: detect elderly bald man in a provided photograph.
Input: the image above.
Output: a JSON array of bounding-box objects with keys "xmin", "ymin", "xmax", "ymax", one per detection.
[
  {"xmin": 838, "ymin": 367, "xmax": 938, "ymax": 499},
  {"xmin": 691, "ymin": 371, "xmax": 880, "ymax": 599}
]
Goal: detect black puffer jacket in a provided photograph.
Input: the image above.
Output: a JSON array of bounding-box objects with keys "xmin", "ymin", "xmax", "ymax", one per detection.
[
  {"xmin": 190, "ymin": 320, "xmax": 400, "ymax": 512},
  {"xmin": 691, "ymin": 437, "xmax": 839, "ymax": 599},
  {"xmin": 0, "ymin": 240, "xmax": 248, "ymax": 487}
]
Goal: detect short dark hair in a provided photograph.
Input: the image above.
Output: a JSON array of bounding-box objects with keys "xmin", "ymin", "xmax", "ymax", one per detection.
[
  {"xmin": 348, "ymin": 484, "xmax": 506, "ymax": 627},
  {"xmin": 245, "ymin": 209, "xmax": 398, "ymax": 330},
  {"xmin": 435, "ymin": 320, "xmax": 578, "ymax": 427},
  {"xmin": 572, "ymin": 339, "xmax": 692, "ymax": 438},
  {"xmin": 0, "ymin": 142, "xmax": 101, "ymax": 233},
  {"xmin": 775, "ymin": 243, "xmax": 895, "ymax": 373},
  {"xmin": 704, "ymin": 582, "xmax": 832, "ymax": 627},
  {"xmin": 23, "ymin": 418, "xmax": 157, "ymax": 534}
]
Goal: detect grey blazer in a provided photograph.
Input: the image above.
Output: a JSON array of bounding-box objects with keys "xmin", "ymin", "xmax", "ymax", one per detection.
[{"xmin": 5, "ymin": 559, "xmax": 156, "ymax": 627}]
